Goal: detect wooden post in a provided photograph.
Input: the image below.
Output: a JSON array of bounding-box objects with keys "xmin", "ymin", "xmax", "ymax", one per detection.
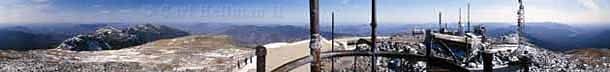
[{"xmin": 256, "ymin": 46, "xmax": 267, "ymax": 72}]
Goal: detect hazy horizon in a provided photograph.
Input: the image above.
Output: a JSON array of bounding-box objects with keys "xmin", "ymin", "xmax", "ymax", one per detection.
[
  {"xmin": 1, "ymin": 0, "xmax": 608, "ymax": 24},
  {"xmin": 1, "ymin": 21, "xmax": 608, "ymax": 26}
]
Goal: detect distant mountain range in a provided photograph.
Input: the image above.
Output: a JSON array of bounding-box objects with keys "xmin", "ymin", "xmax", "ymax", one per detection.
[
  {"xmin": 0, "ymin": 30, "xmax": 56, "ymax": 50},
  {"xmin": 481, "ymin": 22, "xmax": 610, "ymax": 51},
  {"xmin": 0, "ymin": 23, "xmax": 354, "ymax": 50},
  {"xmin": 0, "ymin": 24, "xmax": 113, "ymax": 50},
  {"xmin": 160, "ymin": 23, "xmax": 354, "ymax": 46},
  {"xmin": 161, "ymin": 22, "xmax": 610, "ymax": 50},
  {"xmin": 315, "ymin": 22, "xmax": 609, "ymax": 51},
  {"xmin": 323, "ymin": 22, "xmax": 609, "ymax": 51},
  {"xmin": 0, "ymin": 22, "xmax": 608, "ymax": 51}
]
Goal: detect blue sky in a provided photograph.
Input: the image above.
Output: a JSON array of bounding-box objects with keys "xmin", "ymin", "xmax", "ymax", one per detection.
[{"xmin": 0, "ymin": 0, "xmax": 608, "ymax": 24}]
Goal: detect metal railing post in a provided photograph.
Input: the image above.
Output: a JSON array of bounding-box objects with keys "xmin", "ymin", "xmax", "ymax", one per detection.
[
  {"xmin": 483, "ymin": 51, "xmax": 493, "ymax": 72},
  {"xmin": 424, "ymin": 29, "xmax": 433, "ymax": 71},
  {"xmin": 331, "ymin": 12, "xmax": 335, "ymax": 72},
  {"xmin": 370, "ymin": 0, "xmax": 378, "ymax": 71},
  {"xmin": 256, "ymin": 46, "xmax": 267, "ymax": 72},
  {"xmin": 519, "ymin": 56, "xmax": 530, "ymax": 72}
]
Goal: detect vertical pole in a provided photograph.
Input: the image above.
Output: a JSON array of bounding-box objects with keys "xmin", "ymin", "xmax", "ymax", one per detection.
[
  {"xmin": 438, "ymin": 12, "xmax": 443, "ymax": 32},
  {"xmin": 517, "ymin": 0, "xmax": 525, "ymax": 50},
  {"xmin": 483, "ymin": 51, "xmax": 493, "ymax": 72},
  {"xmin": 443, "ymin": 17, "xmax": 449, "ymax": 32},
  {"xmin": 331, "ymin": 12, "xmax": 335, "ymax": 72},
  {"xmin": 424, "ymin": 29, "xmax": 432, "ymax": 70},
  {"xmin": 520, "ymin": 56, "xmax": 530, "ymax": 72},
  {"xmin": 467, "ymin": 0, "xmax": 471, "ymax": 33},
  {"xmin": 353, "ymin": 46, "xmax": 358, "ymax": 72},
  {"xmin": 466, "ymin": 0, "xmax": 472, "ymax": 56},
  {"xmin": 237, "ymin": 57, "xmax": 241, "ymax": 68},
  {"xmin": 309, "ymin": 0, "xmax": 321, "ymax": 72},
  {"xmin": 256, "ymin": 46, "xmax": 267, "ymax": 72},
  {"xmin": 481, "ymin": 27, "xmax": 487, "ymax": 43},
  {"xmin": 458, "ymin": 8, "xmax": 464, "ymax": 36},
  {"xmin": 370, "ymin": 0, "xmax": 378, "ymax": 71},
  {"xmin": 517, "ymin": 1, "xmax": 527, "ymax": 71}
]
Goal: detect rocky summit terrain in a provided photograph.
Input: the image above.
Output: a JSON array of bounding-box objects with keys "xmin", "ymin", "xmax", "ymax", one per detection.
[
  {"xmin": 566, "ymin": 48, "xmax": 610, "ymax": 57},
  {"xmin": 511, "ymin": 46, "xmax": 610, "ymax": 71},
  {"xmin": 0, "ymin": 35, "xmax": 254, "ymax": 72},
  {"xmin": 56, "ymin": 24, "xmax": 190, "ymax": 51}
]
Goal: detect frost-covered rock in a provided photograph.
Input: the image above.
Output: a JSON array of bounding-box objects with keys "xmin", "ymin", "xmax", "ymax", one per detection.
[
  {"xmin": 56, "ymin": 35, "xmax": 112, "ymax": 51},
  {"xmin": 56, "ymin": 24, "xmax": 190, "ymax": 51}
]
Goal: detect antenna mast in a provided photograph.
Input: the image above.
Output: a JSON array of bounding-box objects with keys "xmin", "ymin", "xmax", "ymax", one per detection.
[
  {"xmin": 445, "ymin": 16, "xmax": 448, "ymax": 32},
  {"xmin": 517, "ymin": 0, "xmax": 525, "ymax": 49},
  {"xmin": 438, "ymin": 12, "xmax": 443, "ymax": 32},
  {"xmin": 458, "ymin": 8, "xmax": 464, "ymax": 36},
  {"xmin": 467, "ymin": 0, "xmax": 472, "ymax": 32}
]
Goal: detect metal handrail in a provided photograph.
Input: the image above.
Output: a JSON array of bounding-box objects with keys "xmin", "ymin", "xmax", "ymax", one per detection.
[{"xmin": 271, "ymin": 50, "xmax": 470, "ymax": 72}]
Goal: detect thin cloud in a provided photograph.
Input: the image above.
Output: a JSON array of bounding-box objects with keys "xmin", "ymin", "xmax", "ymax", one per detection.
[
  {"xmin": 577, "ymin": 0, "xmax": 600, "ymax": 11},
  {"xmin": 32, "ymin": 0, "xmax": 49, "ymax": 3},
  {"xmin": 0, "ymin": 0, "xmax": 54, "ymax": 23}
]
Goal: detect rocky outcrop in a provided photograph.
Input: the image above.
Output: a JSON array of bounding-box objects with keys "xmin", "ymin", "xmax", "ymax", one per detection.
[
  {"xmin": 56, "ymin": 35, "xmax": 112, "ymax": 51},
  {"xmin": 0, "ymin": 24, "xmax": 113, "ymax": 50},
  {"xmin": 56, "ymin": 24, "xmax": 190, "ymax": 51}
]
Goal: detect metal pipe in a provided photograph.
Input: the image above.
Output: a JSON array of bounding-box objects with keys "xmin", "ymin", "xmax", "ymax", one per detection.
[
  {"xmin": 438, "ymin": 40, "xmax": 461, "ymax": 64},
  {"xmin": 271, "ymin": 51, "xmax": 471, "ymax": 72},
  {"xmin": 308, "ymin": 0, "xmax": 321, "ymax": 71},
  {"xmin": 331, "ymin": 12, "xmax": 335, "ymax": 72},
  {"xmin": 370, "ymin": 0, "xmax": 378, "ymax": 71}
]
